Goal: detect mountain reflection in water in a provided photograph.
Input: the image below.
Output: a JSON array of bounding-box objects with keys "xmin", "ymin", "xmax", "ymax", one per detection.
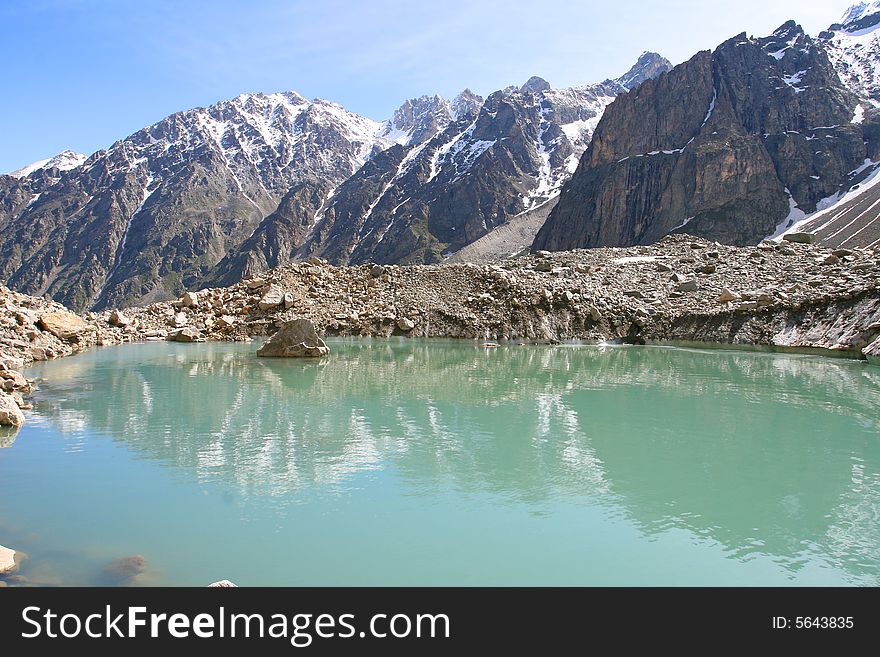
[{"xmin": 14, "ymin": 339, "xmax": 880, "ymax": 585}]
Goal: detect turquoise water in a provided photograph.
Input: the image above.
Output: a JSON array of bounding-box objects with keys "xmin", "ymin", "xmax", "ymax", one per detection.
[{"xmin": 1, "ymin": 340, "xmax": 879, "ymax": 586}]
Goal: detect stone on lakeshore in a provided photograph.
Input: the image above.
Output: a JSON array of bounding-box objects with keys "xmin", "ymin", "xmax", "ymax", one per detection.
[
  {"xmin": 718, "ymin": 288, "xmax": 740, "ymax": 303},
  {"xmin": 258, "ymin": 286, "xmax": 285, "ymax": 310},
  {"xmin": 167, "ymin": 327, "xmax": 201, "ymax": 343},
  {"xmin": 181, "ymin": 291, "xmax": 199, "ymax": 307},
  {"xmin": 109, "ymin": 309, "xmax": 131, "ymax": 327},
  {"xmin": 0, "ymin": 544, "xmax": 22, "ymax": 574},
  {"xmin": 216, "ymin": 315, "xmax": 237, "ymax": 329},
  {"xmin": 0, "ymin": 353, "xmax": 24, "ymax": 371},
  {"xmin": 0, "ymin": 393, "xmax": 25, "ymax": 427},
  {"xmin": 783, "ymin": 232, "xmax": 816, "ymax": 244},
  {"xmin": 208, "ymin": 579, "xmax": 238, "ymax": 587},
  {"xmin": 172, "ymin": 312, "xmax": 188, "ymax": 328},
  {"xmin": 676, "ymin": 280, "xmax": 698, "ymax": 293},
  {"xmin": 257, "ymin": 319, "xmax": 329, "ymax": 358},
  {"xmin": 398, "ymin": 317, "xmax": 416, "ymax": 331},
  {"xmin": 38, "ymin": 311, "xmax": 94, "ymax": 340},
  {"xmin": 1, "ymin": 369, "xmax": 28, "ymax": 391}
]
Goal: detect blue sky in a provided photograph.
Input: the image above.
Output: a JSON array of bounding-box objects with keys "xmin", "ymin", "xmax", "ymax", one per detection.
[{"xmin": 0, "ymin": 0, "xmax": 855, "ymax": 172}]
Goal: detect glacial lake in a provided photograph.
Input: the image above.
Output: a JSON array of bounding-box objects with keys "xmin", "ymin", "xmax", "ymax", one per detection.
[{"xmin": 2, "ymin": 339, "xmax": 879, "ymax": 586}]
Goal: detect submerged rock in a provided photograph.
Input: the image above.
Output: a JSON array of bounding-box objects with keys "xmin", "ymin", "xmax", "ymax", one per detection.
[
  {"xmin": 98, "ymin": 555, "xmax": 147, "ymax": 586},
  {"xmin": 0, "ymin": 393, "xmax": 25, "ymax": 427},
  {"xmin": 257, "ymin": 319, "xmax": 329, "ymax": 358}
]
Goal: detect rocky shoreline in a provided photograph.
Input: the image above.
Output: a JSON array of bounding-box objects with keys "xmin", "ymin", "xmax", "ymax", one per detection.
[{"xmin": 2, "ymin": 234, "xmax": 880, "ymax": 428}]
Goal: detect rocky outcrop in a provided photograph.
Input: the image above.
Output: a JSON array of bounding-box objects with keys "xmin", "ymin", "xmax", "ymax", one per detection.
[
  {"xmin": 534, "ymin": 22, "xmax": 875, "ymax": 251},
  {"xmin": 257, "ymin": 319, "xmax": 329, "ymax": 358}
]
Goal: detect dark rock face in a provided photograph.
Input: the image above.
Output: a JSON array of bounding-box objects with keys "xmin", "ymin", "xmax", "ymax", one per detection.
[{"xmin": 534, "ymin": 22, "xmax": 875, "ymax": 251}]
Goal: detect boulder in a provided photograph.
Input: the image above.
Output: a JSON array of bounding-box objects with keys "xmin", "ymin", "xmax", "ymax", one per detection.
[
  {"xmin": 181, "ymin": 291, "xmax": 199, "ymax": 307},
  {"xmin": 215, "ymin": 315, "xmax": 237, "ymax": 329},
  {"xmin": 0, "ymin": 393, "xmax": 25, "ymax": 427},
  {"xmin": 676, "ymin": 280, "xmax": 698, "ymax": 293},
  {"xmin": 109, "ymin": 309, "xmax": 131, "ymax": 327},
  {"xmin": 38, "ymin": 311, "xmax": 94, "ymax": 340},
  {"xmin": 207, "ymin": 580, "xmax": 238, "ymax": 587},
  {"xmin": 783, "ymin": 232, "xmax": 816, "ymax": 244},
  {"xmin": 245, "ymin": 278, "xmax": 267, "ymax": 290},
  {"xmin": 172, "ymin": 312, "xmax": 188, "ymax": 328},
  {"xmin": 370, "ymin": 264, "xmax": 386, "ymax": 278},
  {"xmin": 398, "ymin": 317, "xmax": 416, "ymax": 331},
  {"xmin": 167, "ymin": 327, "xmax": 201, "ymax": 343},
  {"xmin": 258, "ymin": 286, "xmax": 285, "ymax": 310},
  {"xmin": 257, "ymin": 319, "xmax": 329, "ymax": 358},
  {"xmin": 718, "ymin": 288, "xmax": 740, "ymax": 303}
]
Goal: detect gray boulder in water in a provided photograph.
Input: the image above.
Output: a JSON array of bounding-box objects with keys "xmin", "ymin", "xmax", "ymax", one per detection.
[{"xmin": 257, "ymin": 319, "xmax": 329, "ymax": 358}]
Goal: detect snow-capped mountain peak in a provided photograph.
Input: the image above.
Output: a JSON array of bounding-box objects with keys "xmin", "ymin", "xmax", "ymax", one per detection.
[
  {"xmin": 839, "ymin": 1, "xmax": 880, "ymax": 29},
  {"xmin": 821, "ymin": 2, "xmax": 880, "ymax": 104},
  {"xmin": 7, "ymin": 149, "xmax": 87, "ymax": 178},
  {"xmin": 379, "ymin": 94, "xmax": 453, "ymax": 146},
  {"xmin": 450, "ymin": 89, "xmax": 483, "ymax": 120}
]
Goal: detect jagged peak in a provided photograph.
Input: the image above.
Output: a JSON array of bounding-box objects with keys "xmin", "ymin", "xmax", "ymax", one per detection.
[
  {"xmin": 451, "ymin": 89, "xmax": 483, "ymax": 119},
  {"xmin": 616, "ymin": 51, "xmax": 673, "ymax": 90},
  {"xmin": 520, "ymin": 76, "xmax": 552, "ymax": 94}
]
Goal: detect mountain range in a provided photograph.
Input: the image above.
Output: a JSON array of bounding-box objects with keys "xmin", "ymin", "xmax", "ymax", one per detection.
[
  {"xmin": 2, "ymin": 3, "xmax": 880, "ymax": 311},
  {"xmin": 0, "ymin": 53, "xmax": 670, "ymax": 310}
]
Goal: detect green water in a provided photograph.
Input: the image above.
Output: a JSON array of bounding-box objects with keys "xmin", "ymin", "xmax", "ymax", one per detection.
[{"xmin": 1, "ymin": 340, "xmax": 879, "ymax": 586}]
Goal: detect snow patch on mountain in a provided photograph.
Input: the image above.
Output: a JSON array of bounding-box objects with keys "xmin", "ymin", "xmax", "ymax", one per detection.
[{"xmin": 8, "ymin": 150, "xmax": 87, "ymax": 178}]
